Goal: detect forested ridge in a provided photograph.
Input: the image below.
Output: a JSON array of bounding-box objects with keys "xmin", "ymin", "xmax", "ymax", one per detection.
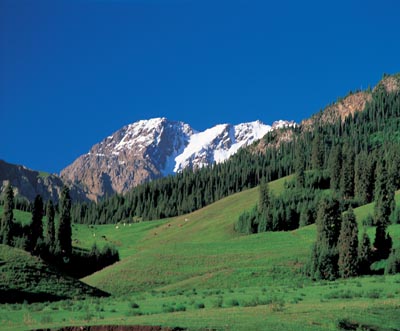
[{"xmin": 69, "ymin": 74, "xmax": 400, "ymax": 226}]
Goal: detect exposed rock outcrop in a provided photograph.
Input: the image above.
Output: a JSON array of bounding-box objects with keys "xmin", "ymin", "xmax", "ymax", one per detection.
[
  {"xmin": 0, "ymin": 159, "xmax": 88, "ymax": 203},
  {"xmin": 61, "ymin": 118, "xmax": 294, "ymax": 200}
]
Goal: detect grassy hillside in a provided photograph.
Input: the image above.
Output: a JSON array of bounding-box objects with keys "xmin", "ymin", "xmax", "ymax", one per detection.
[
  {"xmin": 1, "ymin": 175, "xmax": 399, "ymax": 330},
  {"xmin": 0, "ymin": 244, "xmax": 109, "ymax": 304}
]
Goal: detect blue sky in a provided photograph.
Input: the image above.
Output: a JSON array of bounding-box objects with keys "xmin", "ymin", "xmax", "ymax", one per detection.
[{"xmin": 1, "ymin": 0, "xmax": 399, "ymax": 173}]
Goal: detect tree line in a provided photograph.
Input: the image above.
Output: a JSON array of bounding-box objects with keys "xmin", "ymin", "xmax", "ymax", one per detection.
[
  {"xmin": 0, "ymin": 185, "xmax": 119, "ymax": 277},
  {"xmin": 69, "ymin": 76, "xmax": 399, "ymax": 226},
  {"xmin": 234, "ymin": 79, "xmax": 400, "ymax": 278}
]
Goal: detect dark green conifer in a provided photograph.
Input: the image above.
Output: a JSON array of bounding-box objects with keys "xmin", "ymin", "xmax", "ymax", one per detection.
[
  {"xmin": 258, "ymin": 179, "xmax": 272, "ymax": 232},
  {"xmin": 358, "ymin": 231, "xmax": 372, "ymax": 275},
  {"xmin": 1, "ymin": 185, "xmax": 14, "ymax": 245},
  {"xmin": 338, "ymin": 208, "xmax": 359, "ymax": 278},
  {"xmin": 340, "ymin": 142, "xmax": 355, "ymax": 199},
  {"xmin": 374, "ymin": 159, "xmax": 394, "ymax": 227},
  {"xmin": 311, "ymin": 132, "xmax": 324, "ymax": 171},
  {"xmin": 354, "ymin": 152, "xmax": 374, "ymax": 204},
  {"xmin": 28, "ymin": 195, "xmax": 44, "ymax": 251},
  {"xmin": 328, "ymin": 144, "xmax": 342, "ymax": 192},
  {"xmin": 55, "ymin": 186, "xmax": 72, "ymax": 257},
  {"xmin": 310, "ymin": 197, "xmax": 342, "ymax": 280},
  {"xmin": 373, "ymin": 221, "xmax": 392, "ymax": 261},
  {"xmin": 45, "ymin": 200, "xmax": 55, "ymax": 248},
  {"xmin": 295, "ymin": 142, "xmax": 306, "ymax": 188}
]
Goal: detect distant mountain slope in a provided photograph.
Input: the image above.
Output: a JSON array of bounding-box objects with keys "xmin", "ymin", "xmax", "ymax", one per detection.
[
  {"xmin": 61, "ymin": 118, "xmax": 294, "ymax": 200},
  {"xmin": 0, "ymin": 244, "xmax": 108, "ymax": 303},
  {"xmin": 0, "ymin": 159, "xmax": 88, "ymax": 203}
]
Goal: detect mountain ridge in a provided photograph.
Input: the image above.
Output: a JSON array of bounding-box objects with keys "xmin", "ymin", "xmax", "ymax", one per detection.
[
  {"xmin": 0, "ymin": 159, "xmax": 89, "ymax": 203},
  {"xmin": 61, "ymin": 118, "xmax": 295, "ymax": 200}
]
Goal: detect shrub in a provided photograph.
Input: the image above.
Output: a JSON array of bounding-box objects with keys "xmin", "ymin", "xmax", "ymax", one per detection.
[
  {"xmin": 226, "ymin": 299, "xmax": 239, "ymax": 307},
  {"xmin": 194, "ymin": 302, "xmax": 205, "ymax": 309},
  {"xmin": 175, "ymin": 304, "xmax": 186, "ymax": 312},
  {"xmin": 162, "ymin": 304, "xmax": 175, "ymax": 313},
  {"xmin": 337, "ymin": 318, "xmax": 359, "ymax": 330},
  {"xmin": 129, "ymin": 302, "xmax": 140, "ymax": 309}
]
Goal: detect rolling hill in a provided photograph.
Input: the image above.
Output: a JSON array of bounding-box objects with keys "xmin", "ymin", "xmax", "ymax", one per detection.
[
  {"xmin": 1, "ymin": 176, "xmax": 400, "ymax": 330},
  {"xmin": 0, "ymin": 244, "xmax": 109, "ymax": 304}
]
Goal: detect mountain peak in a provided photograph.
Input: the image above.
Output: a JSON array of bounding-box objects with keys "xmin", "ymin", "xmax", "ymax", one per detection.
[{"xmin": 61, "ymin": 118, "xmax": 293, "ymax": 200}]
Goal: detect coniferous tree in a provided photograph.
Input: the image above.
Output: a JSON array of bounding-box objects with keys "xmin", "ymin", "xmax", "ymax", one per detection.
[
  {"xmin": 45, "ymin": 200, "xmax": 55, "ymax": 248},
  {"xmin": 1, "ymin": 185, "xmax": 14, "ymax": 245},
  {"xmin": 338, "ymin": 208, "xmax": 359, "ymax": 278},
  {"xmin": 56, "ymin": 186, "xmax": 72, "ymax": 257},
  {"xmin": 258, "ymin": 179, "xmax": 272, "ymax": 232},
  {"xmin": 295, "ymin": 143, "xmax": 306, "ymax": 188},
  {"xmin": 310, "ymin": 197, "xmax": 342, "ymax": 280},
  {"xmin": 328, "ymin": 144, "xmax": 342, "ymax": 192},
  {"xmin": 372, "ymin": 159, "xmax": 394, "ymax": 261},
  {"xmin": 354, "ymin": 152, "xmax": 374, "ymax": 204},
  {"xmin": 311, "ymin": 132, "xmax": 324, "ymax": 171},
  {"xmin": 29, "ymin": 195, "xmax": 44, "ymax": 251},
  {"xmin": 374, "ymin": 159, "xmax": 394, "ymax": 227},
  {"xmin": 358, "ymin": 231, "xmax": 372, "ymax": 275},
  {"xmin": 340, "ymin": 142, "xmax": 355, "ymax": 200},
  {"xmin": 373, "ymin": 221, "xmax": 392, "ymax": 261}
]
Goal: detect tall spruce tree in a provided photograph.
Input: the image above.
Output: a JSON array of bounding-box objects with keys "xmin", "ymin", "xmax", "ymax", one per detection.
[
  {"xmin": 354, "ymin": 152, "xmax": 374, "ymax": 204},
  {"xmin": 310, "ymin": 197, "xmax": 342, "ymax": 280},
  {"xmin": 311, "ymin": 132, "xmax": 324, "ymax": 171},
  {"xmin": 328, "ymin": 144, "xmax": 342, "ymax": 192},
  {"xmin": 373, "ymin": 221, "xmax": 392, "ymax": 261},
  {"xmin": 372, "ymin": 159, "xmax": 394, "ymax": 261},
  {"xmin": 374, "ymin": 159, "xmax": 394, "ymax": 227},
  {"xmin": 338, "ymin": 208, "xmax": 359, "ymax": 278},
  {"xmin": 45, "ymin": 200, "xmax": 55, "ymax": 248},
  {"xmin": 29, "ymin": 195, "xmax": 44, "ymax": 251},
  {"xmin": 358, "ymin": 230, "xmax": 372, "ymax": 275},
  {"xmin": 56, "ymin": 186, "xmax": 72, "ymax": 257},
  {"xmin": 258, "ymin": 179, "xmax": 272, "ymax": 232},
  {"xmin": 1, "ymin": 185, "xmax": 14, "ymax": 245},
  {"xmin": 340, "ymin": 142, "xmax": 355, "ymax": 200},
  {"xmin": 295, "ymin": 143, "xmax": 306, "ymax": 189}
]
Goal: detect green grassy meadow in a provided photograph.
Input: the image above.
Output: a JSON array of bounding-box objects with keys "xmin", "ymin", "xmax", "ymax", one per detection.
[{"xmin": 1, "ymin": 176, "xmax": 399, "ymax": 330}]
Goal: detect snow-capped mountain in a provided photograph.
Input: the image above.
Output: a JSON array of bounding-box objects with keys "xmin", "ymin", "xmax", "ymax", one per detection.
[{"xmin": 61, "ymin": 117, "xmax": 294, "ymax": 200}]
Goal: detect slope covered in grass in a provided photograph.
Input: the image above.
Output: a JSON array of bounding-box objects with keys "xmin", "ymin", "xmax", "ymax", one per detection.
[
  {"xmin": 0, "ymin": 244, "xmax": 109, "ymax": 303},
  {"xmin": 81, "ymin": 176, "xmax": 308, "ymax": 294},
  {"xmin": 1, "ymin": 175, "xmax": 400, "ymax": 330},
  {"xmin": 82, "ymin": 177, "xmax": 400, "ymax": 296}
]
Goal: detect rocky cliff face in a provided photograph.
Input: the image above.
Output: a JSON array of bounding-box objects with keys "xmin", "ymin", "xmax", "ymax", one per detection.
[
  {"xmin": 61, "ymin": 118, "xmax": 293, "ymax": 200},
  {"xmin": 0, "ymin": 159, "xmax": 88, "ymax": 203}
]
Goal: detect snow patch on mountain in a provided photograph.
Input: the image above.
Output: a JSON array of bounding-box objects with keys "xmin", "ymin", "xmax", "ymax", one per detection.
[
  {"xmin": 61, "ymin": 117, "xmax": 295, "ymax": 199},
  {"xmin": 173, "ymin": 120, "xmax": 274, "ymax": 173}
]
